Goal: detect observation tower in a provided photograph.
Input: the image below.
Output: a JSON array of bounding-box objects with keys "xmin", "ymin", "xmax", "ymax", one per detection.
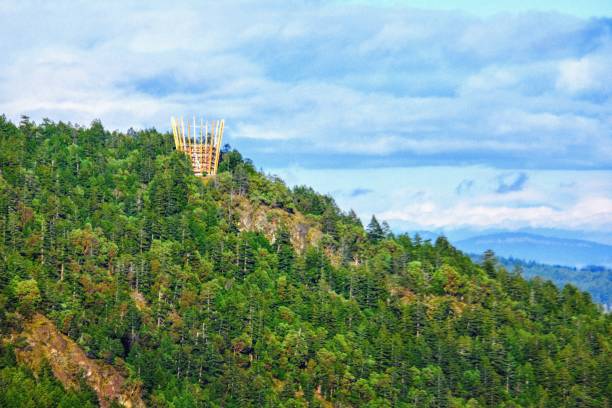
[{"xmin": 171, "ymin": 116, "xmax": 225, "ymax": 177}]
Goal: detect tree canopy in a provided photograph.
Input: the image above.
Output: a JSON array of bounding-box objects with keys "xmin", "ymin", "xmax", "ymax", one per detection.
[{"xmin": 0, "ymin": 116, "xmax": 610, "ymax": 407}]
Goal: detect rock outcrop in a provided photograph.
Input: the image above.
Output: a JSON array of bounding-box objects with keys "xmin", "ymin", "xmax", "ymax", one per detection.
[
  {"xmin": 12, "ymin": 313, "xmax": 145, "ymax": 408},
  {"xmin": 235, "ymin": 195, "xmax": 322, "ymax": 252}
]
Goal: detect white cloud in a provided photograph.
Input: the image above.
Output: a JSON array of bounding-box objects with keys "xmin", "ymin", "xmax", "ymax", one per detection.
[
  {"xmin": 0, "ymin": 1, "xmax": 610, "ymax": 168},
  {"xmin": 380, "ymin": 196, "xmax": 612, "ymax": 232},
  {"xmin": 272, "ymin": 165, "xmax": 612, "ymax": 234},
  {"xmin": 557, "ymin": 52, "xmax": 612, "ymax": 94},
  {"xmin": 0, "ymin": 0, "xmax": 611, "ymax": 235}
]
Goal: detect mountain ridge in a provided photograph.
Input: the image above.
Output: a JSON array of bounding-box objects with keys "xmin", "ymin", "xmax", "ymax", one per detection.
[
  {"xmin": 0, "ymin": 117, "xmax": 609, "ymax": 407},
  {"xmin": 455, "ymin": 231, "xmax": 612, "ymax": 267}
]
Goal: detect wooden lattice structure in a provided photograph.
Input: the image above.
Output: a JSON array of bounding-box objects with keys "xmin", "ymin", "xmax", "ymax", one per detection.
[{"xmin": 171, "ymin": 117, "xmax": 225, "ymax": 177}]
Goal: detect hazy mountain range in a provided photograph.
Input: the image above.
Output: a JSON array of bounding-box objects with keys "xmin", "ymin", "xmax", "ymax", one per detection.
[
  {"xmin": 406, "ymin": 230, "xmax": 612, "ymax": 268},
  {"xmin": 454, "ymin": 232, "xmax": 612, "ymax": 268},
  {"xmin": 497, "ymin": 257, "xmax": 611, "ymax": 310},
  {"xmin": 416, "ymin": 231, "xmax": 612, "ymax": 308}
]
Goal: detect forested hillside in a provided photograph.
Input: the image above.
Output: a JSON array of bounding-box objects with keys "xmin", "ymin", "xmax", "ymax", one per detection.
[
  {"xmin": 495, "ymin": 257, "xmax": 612, "ymax": 312},
  {"xmin": 0, "ymin": 116, "xmax": 610, "ymax": 407}
]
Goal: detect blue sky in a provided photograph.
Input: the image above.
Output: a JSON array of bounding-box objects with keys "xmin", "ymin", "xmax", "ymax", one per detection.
[
  {"xmin": 1, "ymin": 1, "xmax": 611, "ymax": 241},
  {"xmin": 340, "ymin": 0, "xmax": 612, "ymax": 18}
]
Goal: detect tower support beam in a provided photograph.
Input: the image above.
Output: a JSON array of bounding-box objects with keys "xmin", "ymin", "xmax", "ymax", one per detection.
[{"xmin": 171, "ymin": 116, "xmax": 225, "ymax": 177}]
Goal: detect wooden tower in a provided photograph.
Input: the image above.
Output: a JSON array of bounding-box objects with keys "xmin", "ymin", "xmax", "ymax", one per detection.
[{"xmin": 171, "ymin": 116, "xmax": 225, "ymax": 177}]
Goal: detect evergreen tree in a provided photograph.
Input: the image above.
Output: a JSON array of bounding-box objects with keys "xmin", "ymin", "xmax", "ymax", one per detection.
[
  {"xmin": 0, "ymin": 117, "xmax": 608, "ymax": 408},
  {"xmin": 366, "ymin": 215, "xmax": 385, "ymax": 243},
  {"xmin": 482, "ymin": 249, "xmax": 497, "ymax": 278}
]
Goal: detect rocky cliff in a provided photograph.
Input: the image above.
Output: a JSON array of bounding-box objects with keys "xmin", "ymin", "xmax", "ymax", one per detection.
[{"xmin": 11, "ymin": 314, "xmax": 145, "ymax": 408}]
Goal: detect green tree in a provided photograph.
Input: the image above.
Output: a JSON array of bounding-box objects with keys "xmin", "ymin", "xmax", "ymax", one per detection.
[
  {"xmin": 366, "ymin": 215, "xmax": 384, "ymax": 243},
  {"xmin": 13, "ymin": 279, "xmax": 40, "ymax": 316}
]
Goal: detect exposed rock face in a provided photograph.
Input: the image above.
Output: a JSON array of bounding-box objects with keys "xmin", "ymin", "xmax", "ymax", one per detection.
[
  {"xmin": 235, "ymin": 196, "xmax": 322, "ymax": 252},
  {"xmin": 13, "ymin": 313, "xmax": 145, "ymax": 408}
]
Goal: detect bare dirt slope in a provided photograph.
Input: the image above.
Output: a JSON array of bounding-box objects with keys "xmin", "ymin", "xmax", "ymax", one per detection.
[{"xmin": 12, "ymin": 313, "xmax": 145, "ymax": 408}]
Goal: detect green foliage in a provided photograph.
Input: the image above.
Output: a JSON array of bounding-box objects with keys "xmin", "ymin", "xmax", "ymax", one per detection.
[
  {"xmin": 366, "ymin": 215, "xmax": 385, "ymax": 243},
  {"xmin": 0, "ymin": 355, "xmax": 98, "ymax": 407},
  {"xmin": 12, "ymin": 279, "xmax": 41, "ymax": 316},
  {"xmin": 292, "ymin": 186, "xmax": 334, "ymax": 216},
  {"xmin": 496, "ymin": 256, "xmax": 612, "ymax": 309},
  {"xmin": 0, "ymin": 118, "xmax": 609, "ymax": 407}
]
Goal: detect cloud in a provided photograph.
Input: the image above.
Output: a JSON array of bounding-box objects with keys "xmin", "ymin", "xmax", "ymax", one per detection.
[
  {"xmin": 349, "ymin": 188, "xmax": 372, "ymax": 197},
  {"xmin": 0, "ymin": 1, "xmax": 610, "ymax": 239},
  {"xmin": 496, "ymin": 172, "xmax": 529, "ymax": 194},
  {"xmin": 270, "ymin": 165, "xmax": 612, "ymax": 235},
  {"xmin": 556, "ymin": 50, "xmax": 612, "ymax": 95},
  {"xmin": 456, "ymin": 179, "xmax": 475, "ymax": 195},
  {"xmin": 0, "ymin": 1, "xmax": 610, "ymax": 170},
  {"xmin": 379, "ymin": 196, "xmax": 612, "ymax": 232}
]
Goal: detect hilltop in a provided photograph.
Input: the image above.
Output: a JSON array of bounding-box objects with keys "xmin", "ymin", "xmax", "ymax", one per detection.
[{"xmin": 0, "ymin": 117, "xmax": 610, "ymax": 407}]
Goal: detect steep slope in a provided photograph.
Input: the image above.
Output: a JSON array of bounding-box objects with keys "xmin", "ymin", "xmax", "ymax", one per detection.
[
  {"xmin": 0, "ymin": 117, "xmax": 610, "ymax": 407},
  {"xmin": 10, "ymin": 314, "xmax": 144, "ymax": 408},
  {"xmin": 234, "ymin": 195, "xmax": 323, "ymax": 253}
]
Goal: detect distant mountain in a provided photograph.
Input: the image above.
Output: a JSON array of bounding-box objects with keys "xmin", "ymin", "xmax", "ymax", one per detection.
[
  {"xmin": 408, "ymin": 230, "xmax": 443, "ymax": 242},
  {"xmin": 470, "ymin": 255, "xmax": 612, "ymax": 310},
  {"xmin": 455, "ymin": 232, "xmax": 612, "ymax": 267}
]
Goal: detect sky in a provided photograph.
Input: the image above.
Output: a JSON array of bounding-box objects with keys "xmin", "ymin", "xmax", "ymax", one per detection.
[{"xmin": 1, "ymin": 1, "xmax": 611, "ymax": 242}]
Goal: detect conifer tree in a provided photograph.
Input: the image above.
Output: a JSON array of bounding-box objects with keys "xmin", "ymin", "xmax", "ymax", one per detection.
[
  {"xmin": 366, "ymin": 215, "xmax": 385, "ymax": 243},
  {"xmin": 0, "ymin": 118, "xmax": 609, "ymax": 407}
]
